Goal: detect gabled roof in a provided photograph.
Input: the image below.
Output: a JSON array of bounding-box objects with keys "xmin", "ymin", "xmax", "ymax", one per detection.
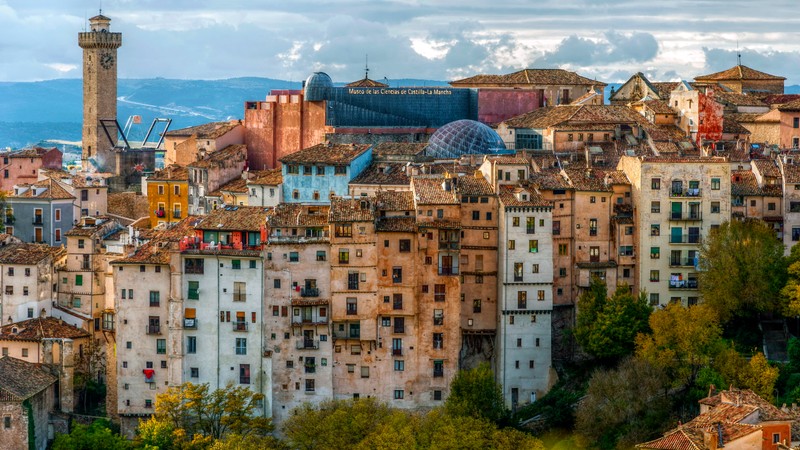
[
  {"xmin": 695, "ymin": 65, "xmax": 785, "ymax": 82},
  {"xmin": 376, "ymin": 190, "xmax": 415, "ymax": 211},
  {"xmin": 346, "ymin": 77, "xmax": 388, "ymax": 88},
  {"xmin": 0, "ymin": 243, "xmax": 63, "ymax": 265},
  {"xmin": 267, "ymin": 203, "xmax": 329, "ymax": 228},
  {"xmin": 455, "ymin": 174, "xmax": 495, "ymax": 196},
  {"xmin": 412, "ymin": 177, "xmax": 459, "ymax": 205},
  {"xmin": 163, "ymin": 121, "xmax": 241, "ymax": 139},
  {"xmin": 450, "ymin": 68, "xmax": 606, "ymax": 87},
  {"xmin": 350, "ymin": 163, "xmax": 410, "ymax": 186},
  {"xmin": 149, "ymin": 164, "xmax": 188, "ymax": 182},
  {"xmin": 195, "ymin": 206, "xmax": 269, "ymax": 231},
  {"xmin": 188, "ymin": 144, "xmax": 247, "ymax": 169},
  {"xmin": 279, "ymin": 143, "xmax": 371, "ymax": 165},
  {"xmin": 502, "ymin": 105, "xmax": 645, "ymax": 130},
  {"xmin": 0, "ymin": 357, "xmax": 57, "ymax": 402},
  {"xmin": 7, "ymin": 146, "xmax": 59, "ymax": 159},
  {"xmin": 10, "ymin": 178, "xmax": 74, "ymax": 200},
  {"xmin": 0, "ymin": 317, "xmax": 90, "ymax": 342},
  {"xmin": 329, "ymin": 197, "xmax": 376, "ymax": 222},
  {"xmin": 498, "ymin": 185, "xmax": 551, "ymax": 208},
  {"xmin": 247, "ymin": 169, "xmax": 283, "ymax": 186}
]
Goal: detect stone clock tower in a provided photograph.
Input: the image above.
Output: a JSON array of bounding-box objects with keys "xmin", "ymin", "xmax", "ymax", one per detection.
[{"xmin": 78, "ymin": 13, "xmax": 122, "ymax": 171}]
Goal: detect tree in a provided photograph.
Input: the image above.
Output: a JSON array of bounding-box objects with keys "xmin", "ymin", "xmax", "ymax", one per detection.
[
  {"xmin": 444, "ymin": 362, "xmax": 507, "ymax": 423},
  {"xmin": 53, "ymin": 420, "xmax": 130, "ymax": 450},
  {"xmin": 136, "ymin": 382, "xmax": 272, "ymax": 449},
  {"xmin": 575, "ymin": 357, "xmax": 670, "ymax": 449},
  {"xmin": 700, "ymin": 220, "xmax": 787, "ymax": 322},
  {"xmin": 636, "ymin": 303, "xmax": 723, "ymax": 388},
  {"xmin": 574, "ymin": 278, "xmax": 651, "ymax": 359}
]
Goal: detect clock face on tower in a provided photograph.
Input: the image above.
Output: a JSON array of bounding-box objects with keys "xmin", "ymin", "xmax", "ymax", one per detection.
[{"xmin": 100, "ymin": 52, "xmax": 115, "ymax": 70}]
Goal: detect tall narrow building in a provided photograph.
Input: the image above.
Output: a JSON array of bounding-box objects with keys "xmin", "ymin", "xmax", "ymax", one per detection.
[{"xmin": 78, "ymin": 13, "xmax": 122, "ymax": 171}]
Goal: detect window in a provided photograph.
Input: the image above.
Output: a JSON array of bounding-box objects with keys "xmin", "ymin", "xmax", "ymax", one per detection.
[
  {"xmin": 768, "ymin": 202, "xmax": 776, "ymax": 211},
  {"xmin": 649, "ymin": 293, "xmax": 659, "ymax": 306},
  {"xmin": 393, "ymin": 294, "xmax": 403, "ymax": 310},
  {"xmin": 394, "ymin": 360, "xmax": 404, "ymax": 371},
  {"xmin": 346, "ymin": 298, "xmax": 357, "ymax": 315},
  {"xmin": 361, "ymin": 366, "xmax": 369, "ymax": 378},
  {"xmin": 558, "ymin": 244, "xmax": 568, "ymax": 256},
  {"xmin": 156, "ymin": 339, "xmax": 166, "ymax": 355},
  {"xmin": 232, "ymin": 259, "xmax": 241, "ymax": 270},
  {"xmin": 518, "ymin": 291, "xmax": 527, "ymax": 309},
  {"xmin": 589, "ymin": 218, "xmax": 597, "ymax": 236},
  {"xmin": 433, "ymin": 309, "xmax": 444, "ymax": 325},
  {"xmin": 334, "ymin": 165, "xmax": 347, "ymax": 175},
  {"xmin": 3, "ymin": 416, "xmax": 9, "ymax": 429},
  {"xmin": 289, "ymin": 252, "xmax": 299, "ymax": 262},
  {"xmin": 650, "ymin": 270, "xmax": 660, "ymax": 282},
  {"xmin": 651, "ymin": 201, "xmax": 660, "ymax": 213},
  {"xmin": 190, "ymin": 368, "xmax": 199, "ymax": 378},
  {"xmin": 433, "ymin": 360, "xmax": 444, "ymax": 378},
  {"xmin": 512, "ymin": 217, "xmax": 520, "ymax": 227},
  {"xmin": 239, "ymin": 364, "xmax": 250, "ymax": 384},
  {"xmin": 75, "ymin": 274, "xmax": 83, "ymax": 286},
  {"xmin": 619, "ymin": 245, "xmax": 633, "ymax": 256},
  {"xmin": 433, "ymin": 332, "xmax": 443, "ymax": 349},
  {"xmin": 149, "ymin": 291, "xmax": 160, "ymax": 307},
  {"xmin": 526, "ymin": 217, "xmax": 536, "ymax": 234},
  {"xmin": 514, "ymin": 262, "xmax": 524, "ymax": 281},
  {"xmin": 392, "ymin": 267, "xmax": 402, "ymax": 283},
  {"xmin": 339, "ymin": 249, "xmax": 350, "ymax": 264},
  {"xmin": 559, "ymin": 267, "xmax": 567, "ymax": 277},
  {"xmin": 651, "ymin": 224, "xmax": 660, "ymax": 236},
  {"xmin": 434, "ymin": 284, "xmax": 445, "ymax": 302},
  {"xmin": 399, "ymin": 239, "xmax": 411, "ymax": 252},
  {"xmin": 78, "ymin": 239, "xmax": 85, "ymax": 249},
  {"xmin": 473, "ymin": 299, "xmax": 481, "ymax": 313},
  {"xmin": 233, "ymin": 282, "xmax": 246, "ymax": 302},
  {"xmin": 508, "ymin": 240, "xmax": 515, "ymax": 250},
  {"xmin": 187, "ymin": 336, "xmax": 196, "ymax": 354},
  {"xmin": 773, "ymin": 432, "xmax": 781, "ymax": 444},
  {"xmin": 590, "ymin": 196, "xmax": 596, "ymax": 203},
  {"xmin": 335, "ymin": 224, "xmax": 352, "ymax": 237},
  {"xmin": 711, "ymin": 178, "xmax": 720, "ymax": 190},
  {"xmin": 651, "ymin": 178, "xmax": 661, "ymax": 190},
  {"xmin": 528, "ymin": 240, "xmax": 538, "ymax": 253},
  {"xmin": 392, "ymin": 338, "xmax": 403, "ymax": 355},
  {"xmin": 552, "ymin": 220, "xmax": 560, "ymax": 235},
  {"xmin": 472, "ymin": 211, "xmax": 479, "ymax": 220},
  {"xmin": 236, "ymin": 338, "xmax": 247, "ymax": 355},
  {"xmin": 187, "ymin": 281, "xmax": 200, "ymax": 300},
  {"xmin": 394, "ymin": 390, "xmax": 404, "ymax": 399},
  {"xmin": 711, "ymin": 202, "xmax": 720, "ymax": 213}
]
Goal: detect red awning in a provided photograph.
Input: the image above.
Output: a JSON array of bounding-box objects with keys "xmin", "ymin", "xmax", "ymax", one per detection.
[{"xmin": 143, "ymin": 369, "xmax": 155, "ymax": 378}]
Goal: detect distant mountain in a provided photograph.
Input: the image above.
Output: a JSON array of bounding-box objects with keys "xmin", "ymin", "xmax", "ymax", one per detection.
[{"xmin": 2, "ymin": 78, "xmax": 798, "ymax": 150}]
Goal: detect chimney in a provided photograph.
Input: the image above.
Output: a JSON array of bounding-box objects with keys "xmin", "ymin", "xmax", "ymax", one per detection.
[{"xmin": 60, "ymin": 339, "xmax": 75, "ymax": 413}]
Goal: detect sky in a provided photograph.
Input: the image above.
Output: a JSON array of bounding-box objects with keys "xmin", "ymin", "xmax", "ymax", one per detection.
[{"xmin": 3, "ymin": 0, "xmax": 800, "ymax": 84}]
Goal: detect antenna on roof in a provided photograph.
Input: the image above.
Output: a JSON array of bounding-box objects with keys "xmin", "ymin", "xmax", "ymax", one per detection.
[
  {"xmin": 736, "ymin": 39, "xmax": 742, "ymax": 66},
  {"xmin": 365, "ymin": 54, "xmax": 369, "ymax": 80}
]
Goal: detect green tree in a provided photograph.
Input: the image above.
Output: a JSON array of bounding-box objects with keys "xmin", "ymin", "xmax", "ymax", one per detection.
[
  {"xmin": 575, "ymin": 357, "xmax": 670, "ymax": 449},
  {"xmin": 574, "ymin": 278, "xmax": 651, "ymax": 359},
  {"xmin": 136, "ymin": 382, "xmax": 272, "ymax": 449},
  {"xmin": 700, "ymin": 219, "xmax": 787, "ymax": 322},
  {"xmin": 53, "ymin": 420, "xmax": 130, "ymax": 450},
  {"xmin": 636, "ymin": 303, "xmax": 723, "ymax": 388},
  {"xmin": 444, "ymin": 362, "xmax": 507, "ymax": 423},
  {"xmin": 209, "ymin": 434, "xmax": 285, "ymax": 450}
]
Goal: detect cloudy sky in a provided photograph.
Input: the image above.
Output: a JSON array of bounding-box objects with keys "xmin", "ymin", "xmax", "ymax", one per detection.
[{"xmin": 3, "ymin": 0, "xmax": 800, "ymax": 84}]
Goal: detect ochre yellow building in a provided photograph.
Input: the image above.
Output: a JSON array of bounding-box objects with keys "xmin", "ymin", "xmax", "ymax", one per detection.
[{"xmin": 146, "ymin": 164, "xmax": 188, "ymax": 227}]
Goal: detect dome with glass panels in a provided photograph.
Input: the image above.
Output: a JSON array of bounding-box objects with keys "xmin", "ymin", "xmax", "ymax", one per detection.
[
  {"xmin": 425, "ymin": 119, "xmax": 508, "ymax": 159},
  {"xmin": 303, "ymin": 72, "xmax": 333, "ymax": 101}
]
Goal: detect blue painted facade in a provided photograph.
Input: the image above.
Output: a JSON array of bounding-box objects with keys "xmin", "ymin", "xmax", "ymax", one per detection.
[
  {"xmin": 6, "ymin": 198, "xmax": 75, "ymax": 245},
  {"xmin": 281, "ymin": 147, "xmax": 373, "ymax": 203}
]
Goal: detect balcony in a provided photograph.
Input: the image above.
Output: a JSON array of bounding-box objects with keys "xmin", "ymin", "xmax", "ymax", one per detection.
[
  {"xmin": 669, "ymin": 188, "xmax": 702, "ymax": 198},
  {"xmin": 670, "ymin": 212, "xmax": 702, "ymax": 221},
  {"xmin": 669, "ymin": 258, "xmax": 698, "ymax": 268},
  {"xmin": 669, "ymin": 279, "xmax": 699, "ymax": 290},
  {"xmin": 392, "ymin": 348, "xmax": 403, "ymax": 356},
  {"xmin": 232, "ymin": 321, "xmax": 248, "ymax": 332},
  {"xmin": 183, "ymin": 318, "xmax": 197, "ymax": 329},
  {"xmin": 669, "ymin": 234, "xmax": 701, "ymax": 244},
  {"xmin": 438, "ymin": 266, "xmax": 459, "ymax": 276},
  {"xmin": 296, "ymin": 339, "xmax": 320, "ymax": 350},
  {"xmin": 146, "ymin": 325, "xmax": 161, "ymax": 335},
  {"xmin": 300, "ymin": 288, "xmax": 320, "ymax": 297},
  {"xmin": 33, "ymin": 218, "xmax": 43, "ymax": 225},
  {"xmin": 438, "ymin": 242, "xmax": 460, "ymax": 250}
]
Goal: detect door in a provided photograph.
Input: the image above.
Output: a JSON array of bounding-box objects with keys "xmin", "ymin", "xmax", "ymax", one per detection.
[
  {"xmin": 302, "ymin": 308, "xmax": 313, "ymax": 323},
  {"xmin": 34, "ymin": 227, "xmax": 43, "ymax": 242},
  {"xmin": 671, "ymin": 202, "xmax": 682, "ymax": 220}
]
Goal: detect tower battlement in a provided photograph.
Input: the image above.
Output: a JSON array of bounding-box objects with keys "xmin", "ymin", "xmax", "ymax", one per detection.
[{"xmin": 78, "ymin": 32, "xmax": 122, "ymax": 49}]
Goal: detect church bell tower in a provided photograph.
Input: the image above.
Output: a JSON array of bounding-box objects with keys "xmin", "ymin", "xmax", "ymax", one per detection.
[{"xmin": 78, "ymin": 12, "xmax": 122, "ymax": 171}]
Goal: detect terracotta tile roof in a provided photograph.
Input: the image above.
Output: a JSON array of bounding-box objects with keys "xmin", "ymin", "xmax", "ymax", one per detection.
[
  {"xmin": 246, "ymin": 169, "xmax": 282, "ymax": 186},
  {"xmin": 108, "ymin": 192, "xmax": 150, "ymax": 221},
  {"xmin": 350, "ymin": 163, "xmax": 411, "ymax": 186},
  {"xmin": 637, "ymin": 426, "xmax": 704, "ymax": 450},
  {"xmin": 503, "ymin": 105, "xmax": 645, "ymax": 130},
  {"xmin": 113, "ymin": 241, "xmax": 170, "ymax": 265},
  {"xmin": 529, "ymin": 169, "xmax": 571, "ymax": 190},
  {"xmin": 564, "ymin": 168, "xmax": 614, "ymax": 191},
  {"xmin": 640, "ymin": 156, "xmax": 728, "ymax": 164},
  {"xmin": 731, "ymin": 170, "xmax": 762, "ymax": 196},
  {"xmin": 604, "ymin": 170, "xmax": 630, "ymax": 185},
  {"xmin": 329, "ymin": 197, "xmax": 375, "ymax": 222},
  {"xmin": 196, "ymin": 205, "xmax": 269, "ymax": 231},
  {"xmin": 8, "ymin": 147, "xmax": 57, "ymax": 158},
  {"xmin": 531, "ymin": 155, "xmax": 559, "ymax": 171},
  {"xmin": 412, "ymin": 177, "xmax": 459, "ymax": 205},
  {"xmin": 149, "ymin": 164, "xmax": 188, "ymax": 182},
  {"xmin": 0, "ymin": 357, "xmax": 57, "ymax": 401},
  {"xmin": 451, "ymin": 68, "xmax": 606, "ymax": 87},
  {"xmin": 726, "ymin": 112, "xmax": 766, "ymax": 123},
  {"xmin": 188, "ymin": 144, "xmax": 247, "ymax": 169},
  {"xmin": 653, "ymin": 141, "xmax": 681, "ymax": 154},
  {"xmin": 642, "ymin": 99, "xmax": 675, "ymax": 115},
  {"xmin": 0, "ymin": 317, "xmax": 90, "ymax": 342},
  {"xmin": 760, "ymin": 94, "xmax": 800, "ymax": 106},
  {"xmin": 376, "ymin": 190, "xmax": 415, "ymax": 211},
  {"xmin": 115, "ymin": 216, "xmax": 203, "ymax": 264},
  {"xmin": 217, "ymin": 177, "xmax": 248, "ymax": 194},
  {"xmin": 777, "ymin": 98, "xmax": 800, "ymax": 112},
  {"xmin": 487, "ymin": 155, "xmax": 530, "ymax": 165},
  {"xmin": 10, "ymin": 178, "xmax": 74, "ymax": 200},
  {"xmin": 498, "ymin": 185, "xmax": 551, "ymax": 208},
  {"xmin": 345, "ymin": 77, "xmax": 388, "ymax": 88},
  {"xmin": 714, "ymin": 90, "xmax": 767, "ymax": 107},
  {"xmin": 64, "ymin": 217, "xmax": 120, "ymax": 237},
  {"xmin": 0, "ymin": 243, "xmax": 62, "ymax": 264},
  {"xmin": 372, "ymin": 142, "xmax": 428, "ymax": 158},
  {"xmin": 695, "ymin": 65, "xmax": 785, "ymax": 81},
  {"xmin": 267, "ymin": 203, "xmax": 329, "ymax": 228},
  {"xmin": 503, "ymin": 106, "xmax": 579, "ymax": 129},
  {"xmin": 753, "ymin": 159, "xmax": 781, "ymax": 178},
  {"xmin": 651, "ymin": 82, "xmax": 681, "ymax": 99},
  {"xmin": 39, "ymin": 169, "xmax": 109, "ymax": 189},
  {"xmin": 783, "ymin": 163, "xmax": 800, "ymax": 184},
  {"xmin": 722, "ymin": 117, "xmax": 751, "ymax": 135},
  {"xmin": 455, "ymin": 174, "xmax": 494, "ymax": 196},
  {"xmin": 417, "ymin": 219, "xmax": 461, "ymax": 229},
  {"xmin": 164, "ymin": 121, "xmax": 241, "ymax": 139},
  {"xmin": 376, "ymin": 217, "xmax": 416, "ymax": 232},
  {"xmin": 279, "ymin": 143, "xmax": 371, "ymax": 165}
]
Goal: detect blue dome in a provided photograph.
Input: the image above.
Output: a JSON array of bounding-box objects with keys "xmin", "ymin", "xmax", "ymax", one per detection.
[
  {"xmin": 426, "ymin": 120, "xmax": 507, "ymax": 159},
  {"xmin": 304, "ymin": 72, "xmax": 333, "ymax": 101}
]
